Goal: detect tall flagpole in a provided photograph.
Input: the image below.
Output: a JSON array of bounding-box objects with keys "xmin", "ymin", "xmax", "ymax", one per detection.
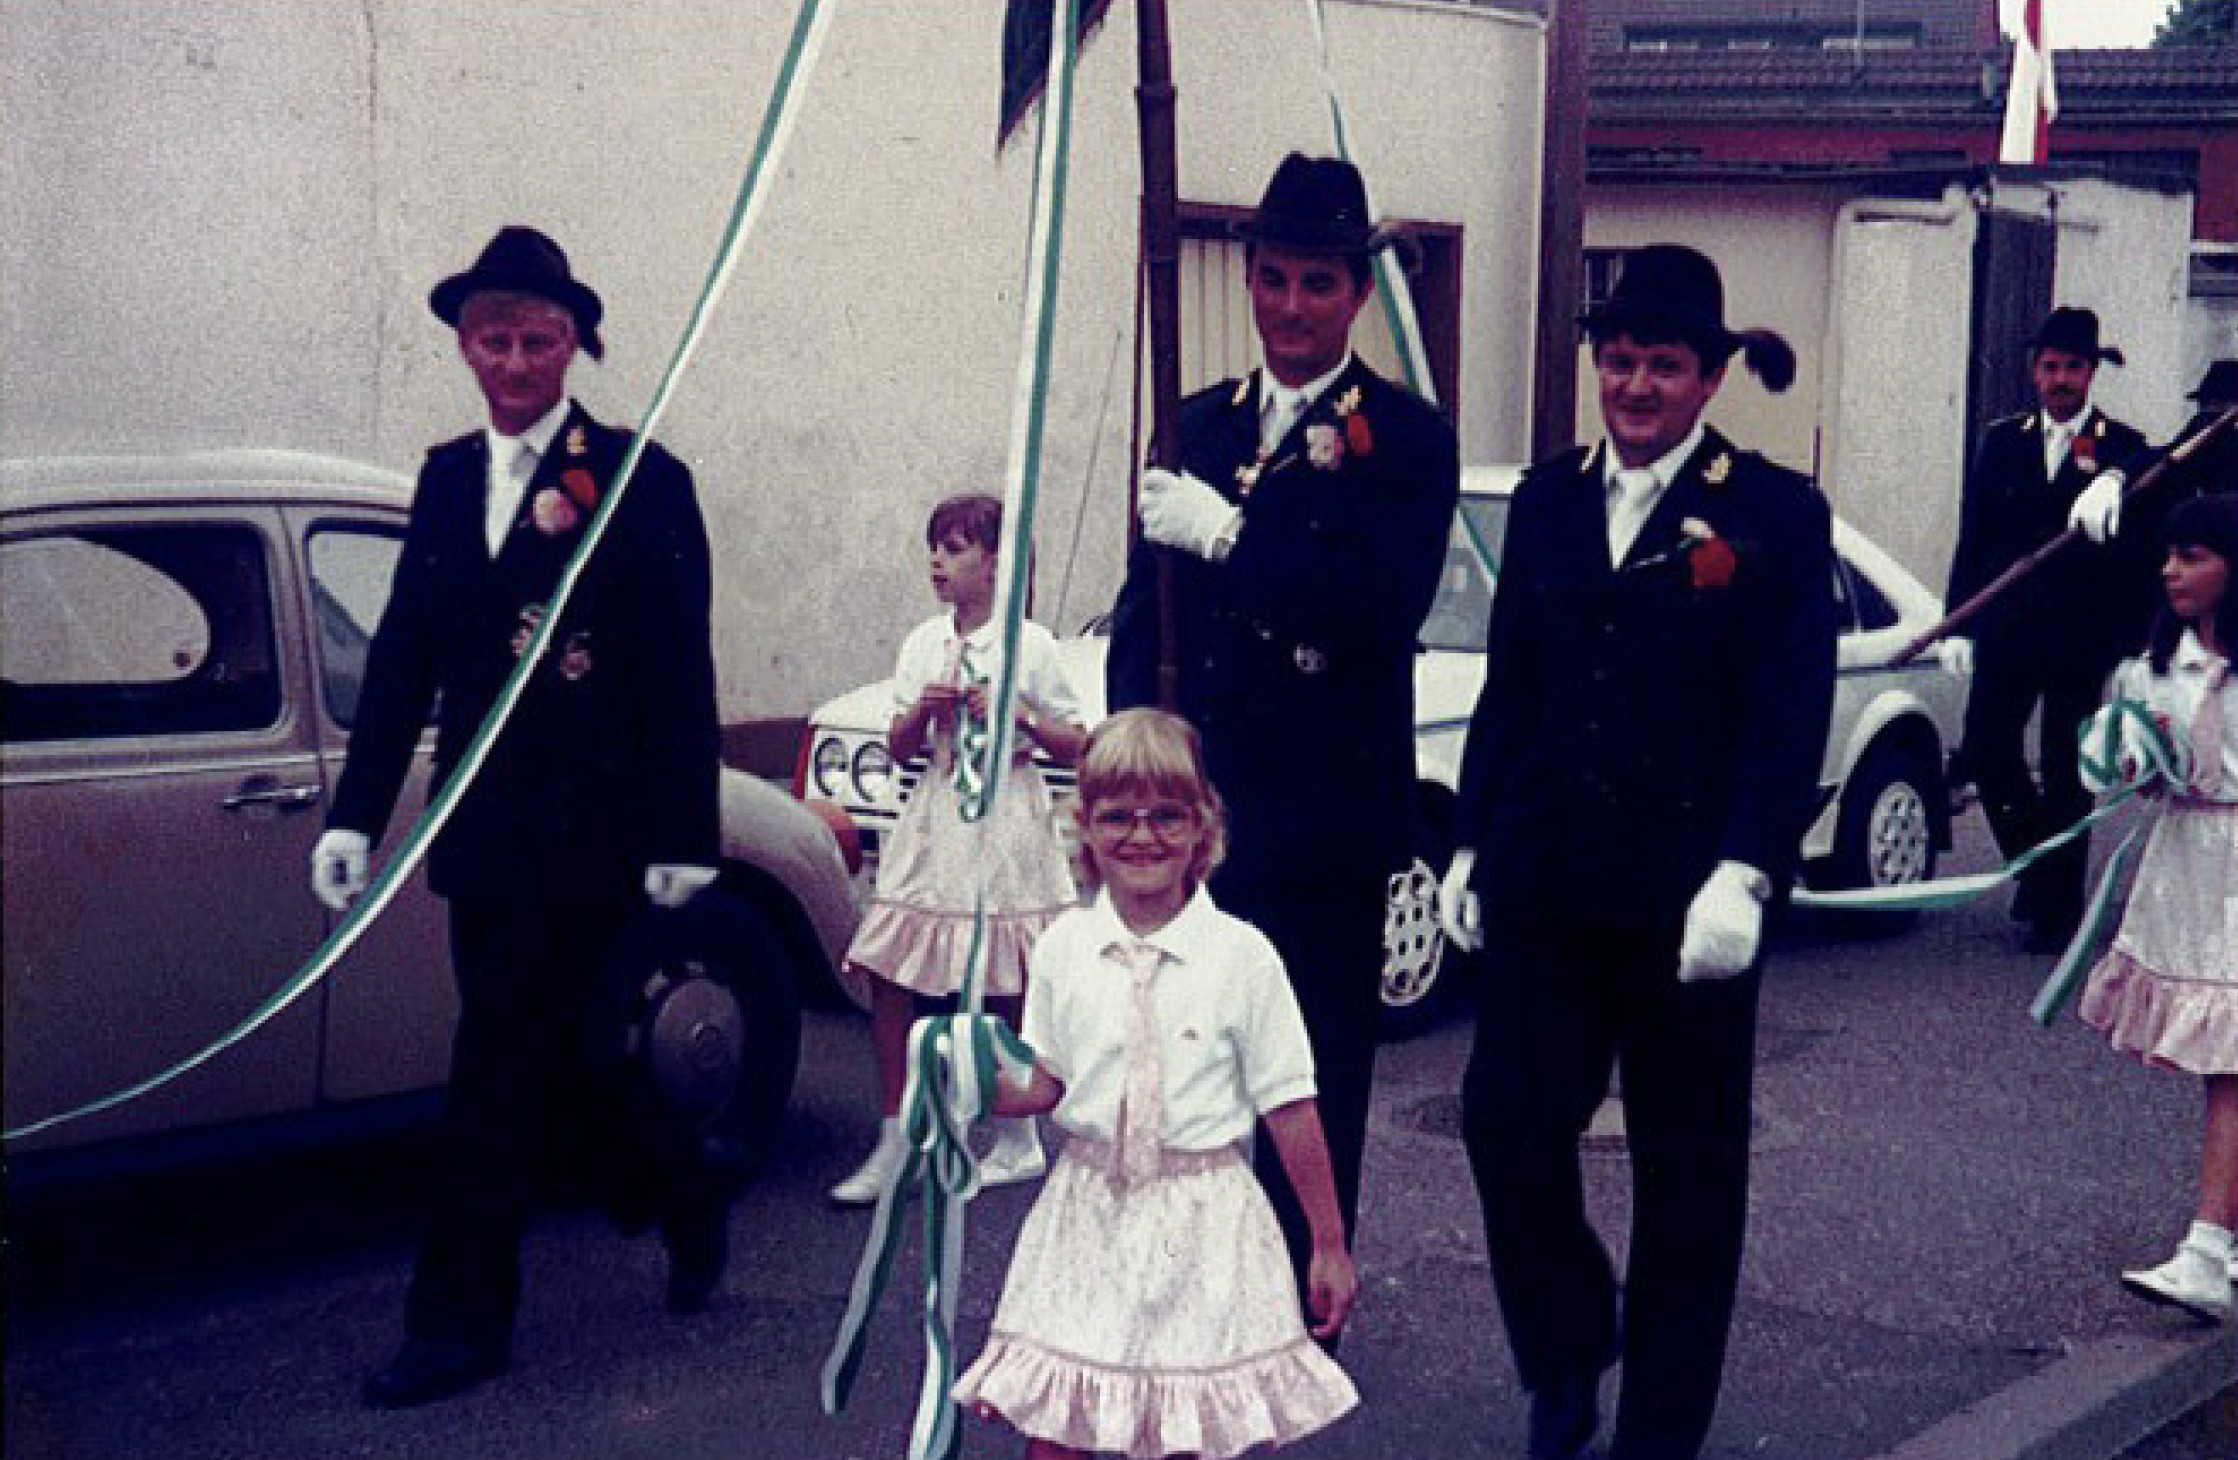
[{"xmin": 1134, "ymin": 0, "xmax": 1184, "ymax": 709}]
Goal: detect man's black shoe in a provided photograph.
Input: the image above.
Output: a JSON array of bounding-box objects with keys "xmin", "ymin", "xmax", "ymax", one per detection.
[
  {"xmin": 1526, "ymin": 1371, "xmax": 1600, "ymax": 1460},
  {"xmin": 663, "ymin": 1201, "xmax": 730, "ymax": 1315},
  {"xmin": 361, "ymin": 1337, "xmax": 508, "ymax": 1410}
]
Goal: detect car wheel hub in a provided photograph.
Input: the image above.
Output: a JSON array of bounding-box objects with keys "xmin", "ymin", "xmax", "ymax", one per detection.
[
  {"xmin": 1383, "ymin": 857, "xmax": 1445, "ymax": 1008},
  {"xmin": 641, "ymin": 961, "xmax": 747, "ymax": 1117},
  {"xmin": 1866, "ymin": 781, "xmax": 1932, "ymax": 886}
]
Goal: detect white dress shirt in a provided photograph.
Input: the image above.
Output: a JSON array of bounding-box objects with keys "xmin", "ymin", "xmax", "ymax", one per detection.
[
  {"xmin": 2042, "ymin": 409, "xmax": 2085, "ymax": 480},
  {"xmin": 1022, "ymin": 888, "xmax": 1318, "ymax": 1151},
  {"xmin": 1258, "ymin": 356, "xmax": 1351, "ymax": 457},
  {"xmin": 1602, "ymin": 420, "xmax": 1707, "ymax": 566},
  {"xmin": 483, "ymin": 398, "xmax": 571, "ymax": 555}
]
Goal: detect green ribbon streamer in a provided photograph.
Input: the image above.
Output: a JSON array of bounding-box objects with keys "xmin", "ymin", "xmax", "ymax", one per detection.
[
  {"xmin": 821, "ymin": 2, "xmax": 1079, "ymax": 1454},
  {"xmin": 3, "ymin": 0, "xmax": 836, "ymax": 1145}
]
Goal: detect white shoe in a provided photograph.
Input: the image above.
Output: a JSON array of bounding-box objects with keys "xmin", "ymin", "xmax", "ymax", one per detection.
[
  {"xmin": 829, "ymin": 1119, "xmax": 908, "ymax": 1207},
  {"xmin": 977, "ymin": 1117, "xmax": 1047, "ymax": 1189},
  {"xmin": 2121, "ymin": 1239, "xmax": 2234, "ymax": 1323}
]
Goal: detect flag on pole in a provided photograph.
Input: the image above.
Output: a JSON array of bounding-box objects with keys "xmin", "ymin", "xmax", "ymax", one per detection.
[
  {"xmin": 998, "ymin": 0, "xmax": 1112, "ymax": 148},
  {"xmin": 1998, "ymin": 0, "xmax": 2057, "ymax": 164}
]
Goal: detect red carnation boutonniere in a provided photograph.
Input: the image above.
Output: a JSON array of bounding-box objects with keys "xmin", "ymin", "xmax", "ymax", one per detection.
[
  {"xmin": 561, "ymin": 467, "xmax": 600, "ymax": 511},
  {"xmin": 2073, "ymin": 422, "xmax": 2102, "ymax": 477},
  {"xmin": 1679, "ymin": 517, "xmax": 1738, "ymax": 590},
  {"xmin": 1334, "ymin": 384, "xmax": 1375, "ymax": 458}
]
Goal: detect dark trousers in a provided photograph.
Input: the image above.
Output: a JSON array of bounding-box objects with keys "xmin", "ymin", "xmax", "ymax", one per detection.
[
  {"xmin": 1461, "ymin": 910, "xmax": 1760, "ymax": 1460},
  {"xmin": 1215, "ymin": 869, "xmax": 1386, "ymax": 1310},
  {"xmin": 1963, "ymin": 643, "xmax": 2112, "ymax": 930},
  {"xmin": 405, "ymin": 889, "xmax": 641, "ymax": 1347}
]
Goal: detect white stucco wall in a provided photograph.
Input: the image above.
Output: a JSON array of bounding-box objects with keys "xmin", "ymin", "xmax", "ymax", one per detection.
[{"xmin": 1, "ymin": 0, "xmax": 1544, "ymax": 721}]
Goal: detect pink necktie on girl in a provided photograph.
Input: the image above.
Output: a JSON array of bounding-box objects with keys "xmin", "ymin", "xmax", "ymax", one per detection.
[{"xmin": 1111, "ymin": 939, "xmax": 1167, "ymax": 1188}]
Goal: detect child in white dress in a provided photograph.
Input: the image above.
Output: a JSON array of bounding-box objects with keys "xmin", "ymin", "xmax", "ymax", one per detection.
[
  {"xmin": 952, "ymin": 708, "xmax": 1359, "ymax": 1460},
  {"xmin": 2078, "ymin": 494, "xmax": 2238, "ymax": 1322},
  {"xmin": 829, "ymin": 494, "xmax": 1087, "ymax": 1205}
]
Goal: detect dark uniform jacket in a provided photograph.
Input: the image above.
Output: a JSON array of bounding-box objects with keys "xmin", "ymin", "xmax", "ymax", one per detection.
[
  {"xmin": 331, "ymin": 403, "xmax": 720, "ymax": 905},
  {"xmin": 1454, "ymin": 431, "xmax": 1837, "ymax": 928},
  {"xmin": 1108, "ymin": 356, "xmax": 1458, "ymax": 885},
  {"xmin": 1948, "ymin": 407, "xmax": 2152, "ymax": 670}
]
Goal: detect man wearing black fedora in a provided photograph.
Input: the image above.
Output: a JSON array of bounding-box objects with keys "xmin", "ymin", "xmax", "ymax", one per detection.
[
  {"xmin": 1437, "ymin": 243, "xmax": 1835, "ymax": 1459},
  {"xmin": 1106, "ymin": 153, "xmax": 1459, "ymax": 1308},
  {"xmin": 311, "ymin": 225, "xmax": 727, "ymax": 1407},
  {"xmin": 2070, "ymin": 356, "xmax": 2238, "ymax": 548},
  {"xmin": 1945, "ymin": 306, "xmax": 2151, "ymax": 952}
]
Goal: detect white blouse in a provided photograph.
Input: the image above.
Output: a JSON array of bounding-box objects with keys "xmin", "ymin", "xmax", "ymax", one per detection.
[
  {"xmin": 1023, "ymin": 889, "xmax": 1317, "ymax": 1150},
  {"xmin": 2100, "ymin": 631, "xmax": 2238, "ymax": 797},
  {"xmin": 888, "ymin": 612, "xmax": 1082, "ymax": 728}
]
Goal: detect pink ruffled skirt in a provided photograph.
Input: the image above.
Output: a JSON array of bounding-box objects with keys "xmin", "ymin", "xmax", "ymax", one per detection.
[
  {"xmin": 2079, "ymin": 800, "xmax": 2238, "ymax": 1075},
  {"xmin": 953, "ymin": 1140, "xmax": 1358, "ymax": 1459},
  {"xmin": 844, "ymin": 755, "xmax": 1079, "ymax": 998}
]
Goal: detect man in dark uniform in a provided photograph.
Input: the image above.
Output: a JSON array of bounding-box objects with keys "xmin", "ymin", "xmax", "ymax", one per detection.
[
  {"xmin": 1106, "ymin": 153, "xmax": 1458, "ymax": 1304},
  {"xmin": 2069, "ymin": 356, "xmax": 2238, "ymax": 547},
  {"xmin": 1943, "ymin": 307, "xmax": 2150, "ymax": 951},
  {"xmin": 1437, "ymin": 244, "xmax": 1835, "ymax": 1460},
  {"xmin": 309, "ymin": 226, "xmax": 727, "ymax": 1407}
]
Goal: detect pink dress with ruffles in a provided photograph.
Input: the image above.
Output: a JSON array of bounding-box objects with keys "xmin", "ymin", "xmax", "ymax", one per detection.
[{"xmin": 2078, "ymin": 642, "xmax": 2238, "ymax": 1076}]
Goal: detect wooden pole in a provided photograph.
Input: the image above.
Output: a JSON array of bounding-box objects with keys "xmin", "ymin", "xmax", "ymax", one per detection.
[
  {"xmin": 1891, "ymin": 405, "xmax": 2238, "ymax": 666},
  {"xmin": 1134, "ymin": 0, "xmax": 1184, "ymax": 709}
]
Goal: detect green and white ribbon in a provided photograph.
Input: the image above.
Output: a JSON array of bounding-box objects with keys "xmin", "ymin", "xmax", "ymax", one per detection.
[
  {"xmin": 1784, "ymin": 698, "xmax": 2186, "ymax": 1027},
  {"xmin": 821, "ymin": 1, "xmax": 1079, "ymax": 1454},
  {"xmin": 2, "ymin": 0, "xmax": 835, "ymax": 1145}
]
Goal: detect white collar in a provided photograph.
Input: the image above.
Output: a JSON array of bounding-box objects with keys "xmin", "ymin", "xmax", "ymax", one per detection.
[
  {"xmin": 2174, "ymin": 628, "xmax": 2229, "ymax": 674},
  {"xmin": 1601, "ymin": 420, "xmax": 1708, "ymax": 491},
  {"xmin": 488, "ymin": 397, "xmax": 572, "ymax": 465},
  {"xmin": 950, "ymin": 612, "xmax": 1001, "ymax": 653},
  {"xmin": 1084, "ymin": 885, "xmax": 1217, "ymax": 962},
  {"xmin": 1259, "ymin": 356, "xmax": 1351, "ymax": 417}
]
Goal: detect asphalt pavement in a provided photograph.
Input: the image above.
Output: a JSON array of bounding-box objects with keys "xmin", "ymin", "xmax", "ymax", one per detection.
[{"xmin": 5, "ymin": 808, "xmax": 2233, "ymax": 1459}]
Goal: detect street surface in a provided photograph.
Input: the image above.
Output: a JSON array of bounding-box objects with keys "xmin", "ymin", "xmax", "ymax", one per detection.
[{"xmin": 6, "ymin": 810, "xmax": 2233, "ymax": 1459}]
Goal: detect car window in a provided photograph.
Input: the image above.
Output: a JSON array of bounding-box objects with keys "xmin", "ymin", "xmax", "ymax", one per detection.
[
  {"xmin": 307, "ymin": 527, "xmax": 402, "ymax": 727},
  {"xmin": 1, "ymin": 523, "xmax": 280, "ymax": 743},
  {"xmin": 1839, "ymin": 556, "xmax": 1900, "ymax": 633},
  {"xmin": 1419, "ymin": 496, "xmax": 1509, "ymax": 654}
]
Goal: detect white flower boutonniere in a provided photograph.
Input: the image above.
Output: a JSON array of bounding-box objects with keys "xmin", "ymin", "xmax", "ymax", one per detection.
[
  {"xmin": 1702, "ymin": 453, "xmax": 1732, "ymax": 487},
  {"xmin": 1305, "ymin": 422, "xmax": 1345, "ymax": 470}
]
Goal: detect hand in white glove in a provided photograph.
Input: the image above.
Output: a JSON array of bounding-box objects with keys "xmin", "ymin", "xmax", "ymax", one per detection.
[
  {"xmin": 1934, "ymin": 636, "xmax": 1974, "ymax": 679},
  {"xmin": 1138, "ymin": 468, "xmax": 1241, "ymax": 562},
  {"xmin": 310, "ymin": 828, "xmax": 371, "ymax": 912},
  {"xmin": 2067, "ymin": 470, "xmax": 2126, "ymax": 545},
  {"xmin": 1437, "ymin": 848, "xmax": 1483, "ymax": 953},
  {"xmin": 645, "ymin": 863, "xmax": 718, "ymax": 909},
  {"xmin": 1676, "ymin": 861, "xmax": 1769, "ymax": 983}
]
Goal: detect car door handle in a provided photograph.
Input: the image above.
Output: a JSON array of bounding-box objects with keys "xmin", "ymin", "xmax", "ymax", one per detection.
[{"xmin": 221, "ymin": 781, "xmax": 324, "ymax": 813}]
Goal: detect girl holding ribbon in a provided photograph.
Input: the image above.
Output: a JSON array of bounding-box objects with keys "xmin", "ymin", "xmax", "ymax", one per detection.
[
  {"xmin": 829, "ymin": 493, "xmax": 1087, "ymax": 1206},
  {"xmin": 952, "ymin": 708, "xmax": 1358, "ymax": 1460},
  {"xmin": 2076, "ymin": 493, "xmax": 2238, "ymax": 1323}
]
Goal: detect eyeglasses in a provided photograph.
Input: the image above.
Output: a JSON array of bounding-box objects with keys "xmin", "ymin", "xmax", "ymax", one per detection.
[{"xmin": 1086, "ymin": 804, "xmax": 1197, "ymax": 842}]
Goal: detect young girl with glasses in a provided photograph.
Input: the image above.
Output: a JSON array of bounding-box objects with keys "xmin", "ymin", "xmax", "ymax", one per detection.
[{"xmin": 952, "ymin": 708, "xmax": 1359, "ymax": 1459}]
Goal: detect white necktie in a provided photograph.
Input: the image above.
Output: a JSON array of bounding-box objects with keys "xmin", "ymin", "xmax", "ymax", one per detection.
[
  {"xmin": 485, "ymin": 436, "xmax": 535, "ymax": 554},
  {"xmin": 1607, "ymin": 467, "xmax": 1658, "ymax": 566},
  {"xmin": 2044, "ymin": 421, "xmax": 2074, "ymax": 479},
  {"xmin": 1261, "ymin": 387, "xmax": 1306, "ymax": 456}
]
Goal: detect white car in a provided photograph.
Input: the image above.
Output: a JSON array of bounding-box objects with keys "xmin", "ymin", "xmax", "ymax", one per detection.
[{"xmin": 801, "ymin": 466, "xmax": 1967, "ymax": 1036}]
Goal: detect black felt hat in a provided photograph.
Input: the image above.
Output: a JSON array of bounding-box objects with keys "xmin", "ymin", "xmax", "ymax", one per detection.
[
  {"xmin": 2188, "ymin": 358, "xmax": 2238, "ymax": 405},
  {"xmin": 2028, "ymin": 307, "xmax": 2122, "ymax": 367},
  {"xmin": 1581, "ymin": 243, "xmax": 1795, "ymax": 393},
  {"xmin": 1237, "ymin": 153, "xmax": 1389, "ymax": 257},
  {"xmin": 430, "ymin": 226, "xmax": 605, "ymax": 359}
]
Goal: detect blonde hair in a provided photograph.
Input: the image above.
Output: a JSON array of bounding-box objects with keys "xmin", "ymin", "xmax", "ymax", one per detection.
[{"xmin": 1068, "ymin": 708, "xmax": 1227, "ymax": 892}]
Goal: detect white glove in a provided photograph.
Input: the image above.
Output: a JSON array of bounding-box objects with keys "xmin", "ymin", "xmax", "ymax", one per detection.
[
  {"xmin": 1437, "ymin": 848, "xmax": 1483, "ymax": 953},
  {"xmin": 2067, "ymin": 470, "xmax": 2126, "ymax": 545},
  {"xmin": 645, "ymin": 863, "xmax": 718, "ymax": 909},
  {"xmin": 1676, "ymin": 861, "xmax": 1768, "ymax": 983},
  {"xmin": 310, "ymin": 828, "xmax": 371, "ymax": 913},
  {"xmin": 1934, "ymin": 636, "xmax": 1974, "ymax": 679},
  {"xmin": 1138, "ymin": 468, "xmax": 1242, "ymax": 562}
]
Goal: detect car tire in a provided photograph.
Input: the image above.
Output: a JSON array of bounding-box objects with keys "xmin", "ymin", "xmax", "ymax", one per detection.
[
  {"xmin": 591, "ymin": 889, "xmax": 804, "ymax": 1191},
  {"xmin": 1380, "ymin": 793, "xmax": 1472, "ymax": 1041},
  {"xmin": 1814, "ymin": 741, "xmax": 1940, "ymax": 912}
]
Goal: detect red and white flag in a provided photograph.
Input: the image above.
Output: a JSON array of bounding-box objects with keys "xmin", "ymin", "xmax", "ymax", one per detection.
[{"xmin": 1999, "ymin": 0, "xmax": 2058, "ymax": 163}]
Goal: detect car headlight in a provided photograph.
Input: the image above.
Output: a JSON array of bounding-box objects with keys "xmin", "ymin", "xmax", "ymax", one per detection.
[
  {"xmin": 852, "ymin": 741, "xmax": 895, "ymax": 806},
  {"xmin": 812, "ymin": 736, "xmax": 850, "ymax": 799}
]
